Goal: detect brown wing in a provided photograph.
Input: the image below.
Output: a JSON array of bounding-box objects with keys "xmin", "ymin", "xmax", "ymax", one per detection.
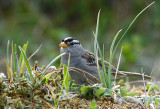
[
  {"xmin": 81, "ymin": 51, "xmax": 153, "ymax": 79},
  {"xmin": 82, "ymin": 50, "xmax": 117, "ymax": 73},
  {"xmin": 81, "ymin": 50, "xmax": 97, "ymax": 65}
]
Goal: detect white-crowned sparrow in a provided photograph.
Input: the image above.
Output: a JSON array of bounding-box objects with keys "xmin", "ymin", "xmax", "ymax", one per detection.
[{"xmin": 60, "ymin": 37, "xmax": 153, "ymax": 85}]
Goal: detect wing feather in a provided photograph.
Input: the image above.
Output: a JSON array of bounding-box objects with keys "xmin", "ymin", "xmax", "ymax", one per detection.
[{"xmin": 82, "ymin": 50, "xmax": 117, "ymax": 72}]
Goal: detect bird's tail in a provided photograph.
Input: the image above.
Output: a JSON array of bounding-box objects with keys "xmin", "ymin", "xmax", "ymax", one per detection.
[{"xmin": 118, "ymin": 71, "xmax": 154, "ymax": 80}]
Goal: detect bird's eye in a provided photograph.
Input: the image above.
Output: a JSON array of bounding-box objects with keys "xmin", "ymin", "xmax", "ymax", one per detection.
[
  {"xmin": 70, "ymin": 42, "xmax": 74, "ymax": 45},
  {"xmin": 62, "ymin": 39, "xmax": 64, "ymax": 42}
]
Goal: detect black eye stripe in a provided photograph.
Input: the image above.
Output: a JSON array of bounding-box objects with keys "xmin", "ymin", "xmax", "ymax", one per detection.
[
  {"xmin": 67, "ymin": 41, "xmax": 80, "ymax": 45},
  {"xmin": 70, "ymin": 42, "xmax": 79, "ymax": 45}
]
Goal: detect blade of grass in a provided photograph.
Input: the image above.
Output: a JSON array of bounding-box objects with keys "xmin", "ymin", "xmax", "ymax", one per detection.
[
  {"xmin": 5, "ymin": 60, "xmax": 12, "ymax": 79},
  {"xmin": 15, "ymin": 52, "xmax": 20, "ymax": 80},
  {"xmin": 41, "ymin": 72, "xmax": 53, "ymax": 84},
  {"xmin": 40, "ymin": 54, "xmax": 66, "ymax": 85},
  {"xmin": 19, "ymin": 43, "xmax": 28, "ymax": 73},
  {"xmin": 63, "ymin": 53, "xmax": 70, "ymax": 93},
  {"xmin": 93, "ymin": 10, "xmax": 106, "ymax": 87},
  {"xmin": 114, "ymin": 46, "xmax": 123, "ymax": 88},
  {"xmin": 47, "ymin": 84, "xmax": 56, "ymax": 108},
  {"xmin": 101, "ymin": 45, "xmax": 107, "ymax": 84},
  {"xmin": 10, "ymin": 54, "xmax": 13, "ymax": 79},
  {"xmin": 107, "ymin": 29, "xmax": 122, "ymax": 89},
  {"xmin": 92, "ymin": 2, "xmax": 154, "ymax": 89},
  {"xmin": 108, "ymin": 2, "xmax": 154, "ymax": 88},
  {"xmin": 93, "ymin": 37, "xmax": 107, "ymax": 86},
  {"xmin": 41, "ymin": 53, "xmax": 65, "ymax": 76},
  {"xmin": 142, "ymin": 73, "xmax": 147, "ymax": 107},
  {"xmin": 146, "ymin": 79, "xmax": 156, "ymax": 107},
  {"xmin": 55, "ymin": 54, "xmax": 71, "ymax": 108},
  {"xmin": 6, "ymin": 40, "xmax": 10, "ymax": 79},
  {"xmin": 55, "ymin": 57, "xmax": 70, "ymax": 108},
  {"xmin": 98, "ymin": 43, "xmax": 108, "ymax": 87},
  {"xmin": 19, "ymin": 46, "xmax": 33, "ymax": 81},
  {"xmin": 20, "ymin": 58, "xmax": 25, "ymax": 74},
  {"xmin": 28, "ymin": 44, "xmax": 42, "ymax": 61},
  {"xmin": 89, "ymin": 100, "xmax": 96, "ymax": 109},
  {"xmin": 113, "ymin": 2, "xmax": 155, "ymax": 55},
  {"xmin": 93, "ymin": 9, "xmax": 100, "ymax": 59},
  {"xmin": 63, "ymin": 65, "xmax": 69, "ymax": 92},
  {"xmin": 18, "ymin": 44, "xmax": 26, "ymax": 66},
  {"xmin": 13, "ymin": 44, "xmax": 17, "ymax": 73},
  {"xmin": 18, "ymin": 42, "xmax": 28, "ymax": 71},
  {"xmin": 10, "ymin": 41, "xmax": 14, "ymax": 79},
  {"xmin": 95, "ymin": 44, "xmax": 105, "ymax": 86}
]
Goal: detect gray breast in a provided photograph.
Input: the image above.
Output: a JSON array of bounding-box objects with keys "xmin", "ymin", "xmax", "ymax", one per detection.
[{"xmin": 69, "ymin": 57, "xmax": 100, "ymax": 84}]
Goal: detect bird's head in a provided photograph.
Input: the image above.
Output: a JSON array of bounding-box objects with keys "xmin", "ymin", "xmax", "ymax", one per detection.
[
  {"xmin": 59, "ymin": 37, "xmax": 85, "ymax": 56},
  {"xmin": 59, "ymin": 37, "xmax": 80, "ymax": 48}
]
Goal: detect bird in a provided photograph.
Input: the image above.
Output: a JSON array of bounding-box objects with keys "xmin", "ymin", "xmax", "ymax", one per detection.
[{"xmin": 59, "ymin": 37, "xmax": 153, "ymax": 85}]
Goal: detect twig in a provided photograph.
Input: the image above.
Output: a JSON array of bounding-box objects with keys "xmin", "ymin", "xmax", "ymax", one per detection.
[
  {"xmin": 69, "ymin": 67, "xmax": 101, "ymax": 83},
  {"xmin": 142, "ymin": 72, "xmax": 147, "ymax": 107},
  {"xmin": 114, "ymin": 46, "xmax": 123, "ymax": 87},
  {"xmin": 70, "ymin": 69, "xmax": 94, "ymax": 85},
  {"xmin": 28, "ymin": 44, "xmax": 42, "ymax": 60}
]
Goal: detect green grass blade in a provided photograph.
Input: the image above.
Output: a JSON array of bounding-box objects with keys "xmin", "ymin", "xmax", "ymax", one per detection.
[
  {"xmin": 63, "ymin": 65, "xmax": 69, "ymax": 92},
  {"xmin": 96, "ymin": 41, "xmax": 107, "ymax": 87},
  {"xmin": 41, "ymin": 72, "xmax": 53, "ymax": 84},
  {"xmin": 94, "ymin": 10, "xmax": 100, "ymax": 57},
  {"xmin": 6, "ymin": 40, "xmax": 10, "ymax": 79},
  {"xmin": 98, "ymin": 44, "xmax": 108, "ymax": 83},
  {"xmin": 7, "ymin": 40, "xmax": 10, "ymax": 64},
  {"xmin": 5, "ymin": 60, "xmax": 12, "ymax": 79},
  {"xmin": 113, "ymin": 2, "xmax": 155, "ymax": 55},
  {"xmin": 94, "ymin": 10, "xmax": 112, "ymax": 87},
  {"xmin": 63, "ymin": 53, "xmax": 70, "ymax": 92},
  {"xmin": 11, "ymin": 41, "xmax": 14, "ymax": 79},
  {"xmin": 93, "ymin": 10, "xmax": 107, "ymax": 87},
  {"xmin": 20, "ymin": 58, "xmax": 25, "ymax": 74},
  {"xmin": 13, "ymin": 44, "xmax": 17, "ymax": 73},
  {"xmin": 15, "ymin": 52, "xmax": 20, "ymax": 80},
  {"xmin": 107, "ymin": 30, "xmax": 122, "ymax": 89},
  {"xmin": 94, "ymin": 33, "xmax": 105, "ymax": 86},
  {"xmin": 20, "ymin": 43, "xmax": 28, "ymax": 73},
  {"xmin": 55, "ymin": 53, "xmax": 70, "ymax": 108},
  {"xmin": 107, "ymin": 2, "xmax": 154, "ymax": 88},
  {"xmin": 19, "ymin": 46, "xmax": 33, "ymax": 81},
  {"xmin": 101, "ymin": 45, "xmax": 108, "ymax": 85},
  {"xmin": 89, "ymin": 100, "xmax": 96, "ymax": 109},
  {"xmin": 41, "ymin": 53, "xmax": 65, "ymax": 76},
  {"xmin": 18, "ymin": 44, "xmax": 25, "ymax": 66},
  {"xmin": 18, "ymin": 42, "xmax": 28, "ymax": 69}
]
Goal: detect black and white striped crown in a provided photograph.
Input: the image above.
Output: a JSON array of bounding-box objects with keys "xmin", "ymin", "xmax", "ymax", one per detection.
[{"xmin": 62, "ymin": 37, "xmax": 80, "ymax": 46}]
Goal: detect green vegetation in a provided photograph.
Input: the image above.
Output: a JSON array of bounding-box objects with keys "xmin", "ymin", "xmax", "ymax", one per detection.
[
  {"xmin": 0, "ymin": 1, "xmax": 160, "ymax": 109},
  {"xmin": 0, "ymin": 0, "xmax": 160, "ymax": 75}
]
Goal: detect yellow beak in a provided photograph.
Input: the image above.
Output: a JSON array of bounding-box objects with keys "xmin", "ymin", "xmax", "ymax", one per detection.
[{"xmin": 59, "ymin": 42, "xmax": 68, "ymax": 48}]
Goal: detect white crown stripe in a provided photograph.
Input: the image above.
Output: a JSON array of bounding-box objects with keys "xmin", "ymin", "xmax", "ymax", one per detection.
[
  {"xmin": 72, "ymin": 40, "xmax": 79, "ymax": 43},
  {"xmin": 64, "ymin": 37, "xmax": 72, "ymax": 41}
]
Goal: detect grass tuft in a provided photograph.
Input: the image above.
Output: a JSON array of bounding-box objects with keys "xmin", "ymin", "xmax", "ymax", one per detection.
[
  {"xmin": 19, "ymin": 45, "xmax": 33, "ymax": 81},
  {"xmin": 93, "ymin": 2, "xmax": 155, "ymax": 89},
  {"xmin": 41, "ymin": 52, "xmax": 65, "ymax": 76}
]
